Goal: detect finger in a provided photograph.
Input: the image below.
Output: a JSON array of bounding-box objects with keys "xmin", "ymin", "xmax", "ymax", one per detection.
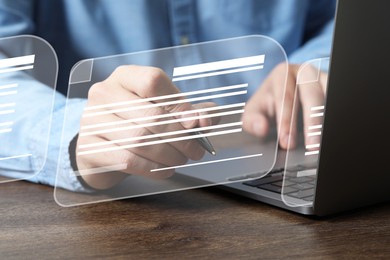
[
  {"xmin": 109, "ymin": 65, "xmax": 179, "ymax": 98},
  {"xmin": 82, "ymin": 97, "xmax": 206, "ymax": 161},
  {"xmin": 275, "ymin": 66, "xmax": 299, "ymax": 149},
  {"xmin": 79, "ymin": 110, "xmax": 197, "ymax": 166},
  {"xmin": 191, "ymin": 102, "xmax": 219, "ymax": 128},
  {"xmin": 298, "ymin": 80, "xmax": 326, "ymax": 149},
  {"xmin": 117, "ymin": 107, "xmax": 205, "ymax": 160},
  {"xmin": 242, "ymin": 79, "xmax": 273, "ymax": 138},
  {"xmin": 142, "ymin": 119, "xmax": 205, "ymax": 161},
  {"xmin": 106, "ymin": 65, "xmax": 199, "ymax": 128},
  {"xmin": 81, "ymin": 127, "xmax": 190, "ymax": 168},
  {"xmin": 76, "ymin": 135, "xmax": 174, "ymax": 179},
  {"xmin": 242, "ymin": 63, "xmax": 292, "ymax": 140},
  {"xmin": 87, "ymin": 66, "xmax": 219, "ymax": 161},
  {"xmin": 319, "ymin": 71, "xmax": 329, "ymax": 95},
  {"xmin": 87, "ymin": 80, "xmax": 177, "ymax": 122},
  {"xmin": 88, "ymin": 67, "xmax": 195, "ymax": 124}
]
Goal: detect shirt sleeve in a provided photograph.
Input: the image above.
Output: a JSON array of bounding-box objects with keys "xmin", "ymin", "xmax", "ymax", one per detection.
[
  {"xmin": 27, "ymin": 91, "xmax": 93, "ymax": 193},
  {"xmin": 288, "ymin": 0, "xmax": 337, "ymax": 67},
  {"xmin": 0, "ymin": 75, "xmax": 93, "ymax": 192}
]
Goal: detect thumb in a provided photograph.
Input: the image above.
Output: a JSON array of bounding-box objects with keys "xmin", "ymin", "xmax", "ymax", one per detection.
[{"xmin": 242, "ymin": 90, "xmax": 271, "ymax": 138}]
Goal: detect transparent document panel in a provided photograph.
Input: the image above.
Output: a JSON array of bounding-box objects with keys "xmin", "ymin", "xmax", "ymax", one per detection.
[
  {"xmin": 282, "ymin": 58, "xmax": 329, "ymax": 207},
  {"xmin": 0, "ymin": 36, "xmax": 58, "ymax": 183},
  {"xmin": 55, "ymin": 36, "xmax": 287, "ymax": 206}
]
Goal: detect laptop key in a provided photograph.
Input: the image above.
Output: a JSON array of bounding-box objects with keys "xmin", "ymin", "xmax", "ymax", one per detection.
[
  {"xmin": 289, "ymin": 176, "xmax": 315, "ymax": 184},
  {"xmin": 287, "ymin": 162, "xmax": 318, "ymax": 171},
  {"xmin": 257, "ymin": 184, "xmax": 281, "ymax": 193},
  {"xmin": 303, "ymin": 196, "xmax": 314, "ymax": 202},
  {"xmin": 287, "ymin": 188, "xmax": 315, "ymax": 199},
  {"xmin": 257, "ymin": 184, "xmax": 298, "ymax": 194},
  {"xmin": 243, "ymin": 175, "xmax": 283, "ymax": 187},
  {"xmin": 228, "ymin": 168, "xmax": 284, "ymax": 181},
  {"xmin": 291, "ymin": 182, "xmax": 314, "ymax": 190},
  {"xmin": 272, "ymin": 180, "xmax": 295, "ymax": 187},
  {"xmin": 281, "ymin": 186, "xmax": 298, "ymax": 194}
]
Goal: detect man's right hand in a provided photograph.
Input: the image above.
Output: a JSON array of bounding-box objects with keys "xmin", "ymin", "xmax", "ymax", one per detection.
[{"xmin": 75, "ymin": 65, "xmax": 216, "ymax": 189}]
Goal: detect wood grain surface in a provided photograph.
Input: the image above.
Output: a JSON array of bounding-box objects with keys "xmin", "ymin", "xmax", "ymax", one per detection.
[{"xmin": 1, "ymin": 180, "xmax": 390, "ymax": 259}]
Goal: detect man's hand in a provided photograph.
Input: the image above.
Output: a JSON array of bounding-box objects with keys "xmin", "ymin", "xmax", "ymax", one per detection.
[
  {"xmin": 75, "ymin": 65, "xmax": 216, "ymax": 189},
  {"xmin": 242, "ymin": 63, "xmax": 328, "ymax": 149}
]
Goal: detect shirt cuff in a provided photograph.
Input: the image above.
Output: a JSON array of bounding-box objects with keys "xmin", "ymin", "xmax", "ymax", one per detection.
[{"xmin": 28, "ymin": 97, "xmax": 94, "ymax": 193}]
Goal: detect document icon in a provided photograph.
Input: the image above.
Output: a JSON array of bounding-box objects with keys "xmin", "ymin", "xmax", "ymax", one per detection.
[
  {"xmin": 282, "ymin": 58, "xmax": 329, "ymax": 207},
  {"xmin": 0, "ymin": 36, "xmax": 57, "ymax": 183},
  {"xmin": 0, "ymin": 55, "xmax": 35, "ymax": 160},
  {"xmin": 55, "ymin": 35, "xmax": 287, "ymax": 206}
]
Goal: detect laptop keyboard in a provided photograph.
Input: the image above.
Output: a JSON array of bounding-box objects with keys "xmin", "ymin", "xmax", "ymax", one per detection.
[{"xmin": 242, "ymin": 166, "xmax": 317, "ymax": 202}]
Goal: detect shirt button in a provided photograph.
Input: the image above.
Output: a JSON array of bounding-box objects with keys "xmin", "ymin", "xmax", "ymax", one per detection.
[{"xmin": 180, "ymin": 36, "xmax": 189, "ymax": 45}]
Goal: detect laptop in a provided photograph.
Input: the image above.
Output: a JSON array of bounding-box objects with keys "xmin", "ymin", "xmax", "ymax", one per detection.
[{"xmin": 218, "ymin": 0, "xmax": 390, "ymax": 216}]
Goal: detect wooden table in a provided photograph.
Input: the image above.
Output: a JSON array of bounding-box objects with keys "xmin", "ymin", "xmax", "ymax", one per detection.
[{"xmin": 1, "ymin": 180, "xmax": 390, "ymax": 259}]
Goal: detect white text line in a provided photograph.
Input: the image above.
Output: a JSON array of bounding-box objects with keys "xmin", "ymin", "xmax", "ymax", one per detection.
[
  {"xmin": 0, "ymin": 65, "xmax": 34, "ymax": 74},
  {"xmin": 0, "ymin": 109, "xmax": 15, "ymax": 115},
  {"xmin": 310, "ymin": 112, "xmax": 324, "ymax": 118},
  {"xmin": 72, "ymin": 163, "xmax": 128, "ymax": 176},
  {"xmin": 311, "ymin": 105, "xmax": 325, "ymax": 111},
  {"xmin": 305, "ymin": 151, "xmax": 320, "ymax": 156},
  {"xmin": 85, "ymin": 83, "xmax": 248, "ymax": 111},
  {"xmin": 151, "ymin": 153, "xmax": 263, "ymax": 172},
  {"xmin": 0, "ymin": 154, "xmax": 32, "ymax": 161},
  {"xmin": 79, "ymin": 122, "xmax": 243, "ymax": 149},
  {"xmin": 82, "ymin": 102, "xmax": 245, "ymax": 130},
  {"xmin": 78, "ymin": 128, "xmax": 242, "ymax": 156},
  {"xmin": 308, "ymin": 124, "xmax": 322, "ymax": 130},
  {"xmin": 0, "ymin": 128, "xmax": 12, "ymax": 134},
  {"xmin": 0, "ymin": 90, "xmax": 17, "ymax": 97},
  {"xmin": 172, "ymin": 65, "xmax": 264, "ymax": 82},
  {"xmin": 83, "ymin": 90, "xmax": 247, "ymax": 118},
  {"xmin": 0, "ymin": 83, "xmax": 18, "ymax": 90},
  {"xmin": 80, "ymin": 109, "xmax": 244, "ymax": 137},
  {"xmin": 173, "ymin": 55, "xmax": 265, "ymax": 77},
  {"xmin": 0, "ymin": 55, "xmax": 35, "ymax": 69}
]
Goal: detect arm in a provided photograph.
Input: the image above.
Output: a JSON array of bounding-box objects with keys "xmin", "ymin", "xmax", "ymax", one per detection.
[{"xmin": 0, "ymin": 1, "xmax": 90, "ymax": 192}]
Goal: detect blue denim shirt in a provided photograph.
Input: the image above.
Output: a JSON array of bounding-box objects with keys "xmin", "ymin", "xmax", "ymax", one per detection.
[{"xmin": 0, "ymin": 0, "xmax": 336, "ymax": 192}]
